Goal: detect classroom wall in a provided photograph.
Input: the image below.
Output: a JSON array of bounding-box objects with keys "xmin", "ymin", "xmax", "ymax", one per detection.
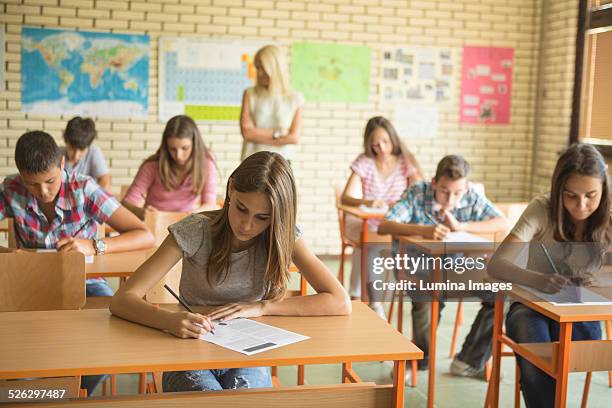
[
  {"xmin": 1, "ymin": 0, "xmax": 543, "ymax": 254},
  {"xmin": 530, "ymin": 0, "xmax": 579, "ymax": 196}
]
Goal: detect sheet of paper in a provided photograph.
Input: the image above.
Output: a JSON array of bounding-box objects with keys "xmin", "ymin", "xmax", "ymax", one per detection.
[
  {"xmin": 444, "ymin": 231, "xmax": 491, "ymax": 243},
  {"xmin": 199, "ymin": 318, "xmax": 309, "ymax": 356},
  {"xmin": 517, "ymin": 284, "xmax": 612, "ymax": 306},
  {"xmin": 358, "ymin": 204, "xmax": 388, "ymax": 214},
  {"xmin": 36, "ymin": 249, "xmax": 93, "ymax": 264}
]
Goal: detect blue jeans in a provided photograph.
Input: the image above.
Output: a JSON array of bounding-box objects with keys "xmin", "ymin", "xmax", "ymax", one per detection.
[
  {"xmin": 162, "ymin": 367, "xmax": 272, "ymax": 392},
  {"xmin": 85, "ymin": 279, "xmax": 114, "ymax": 297},
  {"xmin": 506, "ymin": 303, "xmax": 601, "ymax": 408},
  {"xmin": 80, "ymin": 280, "xmax": 114, "ymax": 396}
]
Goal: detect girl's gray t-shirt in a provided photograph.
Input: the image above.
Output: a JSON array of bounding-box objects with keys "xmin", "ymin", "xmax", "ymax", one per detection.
[{"xmin": 168, "ymin": 213, "xmax": 302, "ymax": 306}]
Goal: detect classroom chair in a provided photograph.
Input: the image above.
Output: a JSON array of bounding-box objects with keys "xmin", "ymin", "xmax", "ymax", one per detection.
[
  {"xmin": 4, "ymin": 382, "xmax": 394, "ymax": 408},
  {"xmin": 0, "ymin": 252, "xmax": 87, "ymax": 397},
  {"xmin": 335, "ymin": 185, "xmax": 357, "ymax": 285}
]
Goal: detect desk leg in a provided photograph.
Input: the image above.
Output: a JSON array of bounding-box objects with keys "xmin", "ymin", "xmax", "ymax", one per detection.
[
  {"xmin": 554, "ymin": 322, "xmax": 572, "ymax": 408},
  {"xmin": 487, "ymin": 296, "xmax": 504, "ymax": 408},
  {"xmin": 393, "ymin": 360, "xmax": 406, "ymax": 408},
  {"xmin": 360, "ymin": 219, "xmax": 369, "ymax": 303},
  {"xmin": 427, "ymin": 295, "xmax": 439, "ymax": 408}
]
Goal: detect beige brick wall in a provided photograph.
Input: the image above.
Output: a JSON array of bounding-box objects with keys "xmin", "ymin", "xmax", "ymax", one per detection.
[
  {"xmin": 1, "ymin": 0, "xmax": 545, "ymax": 254},
  {"xmin": 530, "ymin": 0, "xmax": 578, "ymax": 196}
]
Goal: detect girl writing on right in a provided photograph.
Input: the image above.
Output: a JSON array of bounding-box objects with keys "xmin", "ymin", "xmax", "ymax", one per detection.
[{"xmin": 488, "ymin": 143, "xmax": 609, "ymax": 407}]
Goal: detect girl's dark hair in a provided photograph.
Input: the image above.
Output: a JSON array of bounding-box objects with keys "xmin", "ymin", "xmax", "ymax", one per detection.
[
  {"xmin": 549, "ymin": 143, "xmax": 610, "ymax": 244},
  {"xmin": 15, "ymin": 131, "xmax": 62, "ymax": 174},
  {"xmin": 63, "ymin": 117, "xmax": 97, "ymax": 149},
  {"xmin": 362, "ymin": 116, "xmax": 423, "ymax": 178}
]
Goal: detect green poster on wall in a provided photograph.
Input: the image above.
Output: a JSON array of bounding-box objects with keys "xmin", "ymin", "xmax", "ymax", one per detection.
[{"xmin": 291, "ymin": 42, "xmax": 370, "ymax": 103}]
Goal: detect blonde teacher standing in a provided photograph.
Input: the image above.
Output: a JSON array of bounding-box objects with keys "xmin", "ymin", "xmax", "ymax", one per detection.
[{"xmin": 240, "ymin": 45, "xmax": 304, "ymax": 163}]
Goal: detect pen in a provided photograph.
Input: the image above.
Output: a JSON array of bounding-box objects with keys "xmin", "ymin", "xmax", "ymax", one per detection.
[
  {"xmin": 425, "ymin": 213, "xmax": 439, "ymax": 225},
  {"xmin": 539, "ymin": 243, "xmax": 560, "ymax": 275},
  {"xmin": 164, "ymin": 284, "xmax": 215, "ymax": 335}
]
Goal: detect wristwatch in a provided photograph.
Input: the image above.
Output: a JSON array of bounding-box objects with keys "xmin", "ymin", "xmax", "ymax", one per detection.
[
  {"xmin": 93, "ymin": 238, "xmax": 107, "ymax": 255},
  {"xmin": 272, "ymin": 128, "xmax": 282, "ymax": 140}
]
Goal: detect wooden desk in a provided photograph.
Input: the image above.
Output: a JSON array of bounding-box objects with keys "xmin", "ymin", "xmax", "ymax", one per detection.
[
  {"xmin": 337, "ymin": 205, "xmax": 389, "ymax": 302},
  {"xmin": 85, "ymin": 249, "xmax": 157, "ymax": 280},
  {"xmin": 0, "ymin": 302, "xmax": 422, "ymax": 408},
  {"xmin": 398, "ymin": 234, "xmax": 497, "ymax": 408},
  {"xmin": 0, "ymin": 219, "xmax": 7, "ymax": 233},
  {"xmin": 486, "ymin": 285, "xmax": 612, "ymax": 408}
]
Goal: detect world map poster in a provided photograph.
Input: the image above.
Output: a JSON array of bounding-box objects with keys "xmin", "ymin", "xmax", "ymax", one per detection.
[{"xmin": 21, "ymin": 27, "xmax": 149, "ymax": 118}]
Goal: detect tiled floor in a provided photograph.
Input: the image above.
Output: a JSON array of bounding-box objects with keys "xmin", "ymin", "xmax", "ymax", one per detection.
[{"xmin": 74, "ymin": 257, "xmax": 612, "ymax": 407}]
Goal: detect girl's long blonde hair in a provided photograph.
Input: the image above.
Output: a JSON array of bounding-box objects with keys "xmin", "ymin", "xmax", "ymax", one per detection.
[
  {"xmin": 207, "ymin": 151, "xmax": 297, "ymax": 300},
  {"xmin": 254, "ymin": 45, "xmax": 290, "ymax": 96},
  {"xmin": 143, "ymin": 115, "xmax": 210, "ymax": 196}
]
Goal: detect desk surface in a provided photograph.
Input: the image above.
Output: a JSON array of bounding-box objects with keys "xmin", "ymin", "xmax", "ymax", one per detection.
[
  {"xmin": 508, "ymin": 285, "xmax": 612, "ymax": 323},
  {"xmin": 86, "ymin": 249, "xmax": 157, "ymax": 278},
  {"xmin": 338, "ymin": 204, "xmax": 387, "ymax": 220},
  {"xmin": 0, "ymin": 302, "xmax": 422, "ymax": 379},
  {"xmin": 0, "ymin": 218, "xmax": 7, "ymax": 233}
]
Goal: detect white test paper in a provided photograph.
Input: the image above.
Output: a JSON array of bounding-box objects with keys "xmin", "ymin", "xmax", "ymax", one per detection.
[
  {"xmin": 517, "ymin": 284, "xmax": 612, "ymax": 306},
  {"xmin": 443, "ymin": 231, "xmax": 491, "ymax": 243},
  {"xmin": 199, "ymin": 318, "xmax": 309, "ymax": 356}
]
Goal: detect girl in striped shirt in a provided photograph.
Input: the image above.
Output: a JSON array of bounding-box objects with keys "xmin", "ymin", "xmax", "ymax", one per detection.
[{"xmin": 341, "ymin": 116, "xmax": 422, "ymax": 316}]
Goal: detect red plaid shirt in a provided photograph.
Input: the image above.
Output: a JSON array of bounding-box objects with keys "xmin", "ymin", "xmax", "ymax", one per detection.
[{"xmin": 0, "ymin": 169, "xmax": 120, "ymax": 249}]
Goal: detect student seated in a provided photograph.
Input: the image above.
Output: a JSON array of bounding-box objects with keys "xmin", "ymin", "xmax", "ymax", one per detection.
[
  {"xmin": 110, "ymin": 151, "xmax": 351, "ymax": 392},
  {"xmin": 488, "ymin": 144, "xmax": 608, "ymax": 408},
  {"xmin": 341, "ymin": 116, "xmax": 422, "ymax": 317},
  {"xmin": 122, "ymin": 115, "xmax": 218, "ymax": 219},
  {"xmin": 0, "ymin": 131, "xmax": 155, "ymax": 395},
  {"xmin": 378, "ymin": 155, "xmax": 508, "ymax": 383},
  {"xmin": 62, "ymin": 116, "xmax": 111, "ymax": 191}
]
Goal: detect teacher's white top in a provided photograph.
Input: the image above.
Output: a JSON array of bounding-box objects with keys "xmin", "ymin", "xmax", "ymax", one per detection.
[{"xmin": 241, "ymin": 86, "xmax": 304, "ymax": 162}]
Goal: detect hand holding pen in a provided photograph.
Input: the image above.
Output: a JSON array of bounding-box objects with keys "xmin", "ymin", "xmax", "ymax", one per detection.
[
  {"xmin": 425, "ymin": 213, "xmax": 450, "ymax": 240},
  {"xmin": 538, "ymin": 244, "xmax": 571, "ymax": 293},
  {"xmin": 164, "ymin": 284, "xmax": 216, "ymax": 338}
]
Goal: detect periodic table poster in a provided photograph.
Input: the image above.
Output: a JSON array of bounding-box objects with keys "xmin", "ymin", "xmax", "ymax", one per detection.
[
  {"xmin": 159, "ymin": 38, "xmax": 265, "ymax": 121},
  {"xmin": 460, "ymin": 46, "xmax": 514, "ymax": 124}
]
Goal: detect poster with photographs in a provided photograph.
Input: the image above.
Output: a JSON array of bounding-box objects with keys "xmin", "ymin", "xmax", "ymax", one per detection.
[
  {"xmin": 460, "ymin": 46, "xmax": 514, "ymax": 124},
  {"xmin": 380, "ymin": 46, "xmax": 457, "ymax": 104}
]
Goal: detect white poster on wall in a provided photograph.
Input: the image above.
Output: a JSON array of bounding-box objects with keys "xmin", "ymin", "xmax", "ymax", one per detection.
[
  {"xmin": 394, "ymin": 103, "xmax": 439, "ymax": 140},
  {"xmin": 380, "ymin": 46, "xmax": 457, "ymax": 104}
]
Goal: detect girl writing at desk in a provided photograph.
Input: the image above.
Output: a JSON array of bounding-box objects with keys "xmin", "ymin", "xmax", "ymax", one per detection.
[
  {"xmin": 489, "ymin": 143, "xmax": 610, "ymax": 407},
  {"xmin": 110, "ymin": 151, "xmax": 351, "ymax": 392}
]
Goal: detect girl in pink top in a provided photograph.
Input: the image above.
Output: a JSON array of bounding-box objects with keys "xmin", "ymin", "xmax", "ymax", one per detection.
[
  {"xmin": 341, "ymin": 116, "xmax": 422, "ymax": 316},
  {"xmin": 122, "ymin": 115, "xmax": 218, "ymax": 219}
]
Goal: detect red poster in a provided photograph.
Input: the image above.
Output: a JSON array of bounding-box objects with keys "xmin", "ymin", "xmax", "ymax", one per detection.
[{"xmin": 460, "ymin": 46, "xmax": 513, "ymax": 124}]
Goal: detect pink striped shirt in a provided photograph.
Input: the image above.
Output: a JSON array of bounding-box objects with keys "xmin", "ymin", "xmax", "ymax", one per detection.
[
  {"xmin": 351, "ymin": 153, "xmax": 415, "ymax": 205},
  {"xmin": 124, "ymin": 153, "xmax": 217, "ymax": 212}
]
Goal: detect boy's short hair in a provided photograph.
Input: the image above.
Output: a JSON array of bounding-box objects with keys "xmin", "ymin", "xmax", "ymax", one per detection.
[
  {"xmin": 15, "ymin": 131, "xmax": 62, "ymax": 174},
  {"xmin": 434, "ymin": 155, "xmax": 470, "ymax": 181},
  {"xmin": 63, "ymin": 117, "xmax": 97, "ymax": 149}
]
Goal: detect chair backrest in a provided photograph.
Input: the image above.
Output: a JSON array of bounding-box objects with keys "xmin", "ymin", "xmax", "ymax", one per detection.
[
  {"xmin": 7, "ymin": 218, "xmax": 16, "ymax": 249},
  {"xmin": 0, "ymin": 252, "xmax": 86, "ymax": 312},
  {"xmin": 143, "ymin": 210, "xmax": 192, "ymax": 303}
]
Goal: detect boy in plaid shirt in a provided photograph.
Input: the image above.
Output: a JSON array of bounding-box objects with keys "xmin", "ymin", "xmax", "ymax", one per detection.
[
  {"xmin": 0, "ymin": 131, "xmax": 154, "ymax": 395},
  {"xmin": 379, "ymin": 155, "xmax": 508, "ymax": 383}
]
